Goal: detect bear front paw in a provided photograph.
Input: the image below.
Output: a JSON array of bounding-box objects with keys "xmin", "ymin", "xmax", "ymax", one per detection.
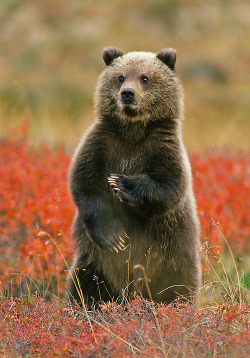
[
  {"xmin": 87, "ymin": 218, "xmax": 128, "ymax": 253},
  {"xmin": 97, "ymin": 234, "xmax": 126, "ymax": 253},
  {"xmin": 107, "ymin": 174, "xmax": 137, "ymax": 206}
]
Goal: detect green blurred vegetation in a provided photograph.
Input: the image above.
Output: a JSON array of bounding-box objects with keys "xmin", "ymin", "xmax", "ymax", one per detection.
[{"xmin": 0, "ymin": 0, "xmax": 249, "ymax": 151}]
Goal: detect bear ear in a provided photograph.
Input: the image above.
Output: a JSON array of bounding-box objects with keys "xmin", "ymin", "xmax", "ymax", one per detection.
[
  {"xmin": 103, "ymin": 47, "xmax": 124, "ymax": 66},
  {"xmin": 156, "ymin": 48, "xmax": 176, "ymax": 70}
]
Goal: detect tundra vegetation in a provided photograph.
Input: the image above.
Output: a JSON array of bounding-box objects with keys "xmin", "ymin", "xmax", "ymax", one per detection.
[{"xmin": 0, "ymin": 122, "xmax": 249, "ymax": 357}]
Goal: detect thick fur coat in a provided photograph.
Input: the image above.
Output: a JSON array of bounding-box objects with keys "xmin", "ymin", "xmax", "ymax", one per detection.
[{"xmin": 68, "ymin": 47, "xmax": 201, "ymax": 306}]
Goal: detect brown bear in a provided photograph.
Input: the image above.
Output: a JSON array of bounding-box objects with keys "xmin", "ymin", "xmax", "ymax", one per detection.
[{"xmin": 67, "ymin": 47, "xmax": 201, "ymax": 307}]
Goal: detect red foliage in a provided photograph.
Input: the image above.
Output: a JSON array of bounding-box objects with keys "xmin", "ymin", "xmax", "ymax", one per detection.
[
  {"xmin": 0, "ymin": 123, "xmax": 249, "ymax": 295},
  {"xmin": 192, "ymin": 152, "xmax": 250, "ymax": 254},
  {"xmin": 0, "ymin": 297, "xmax": 249, "ymax": 357},
  {"xmin": 0, "ymin": 125, "xmax": 75, "ymax": 295},
  {"xmin": 0, "ymin": 124, "xmax": 249, "ymax": 356}
]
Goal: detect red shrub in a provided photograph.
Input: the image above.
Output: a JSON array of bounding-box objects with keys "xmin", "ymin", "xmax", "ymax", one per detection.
[
  {"xmin": 0, "ymin": 297, "xmax": 248, "ymax": 357},
  {"xmin": 0, "ymin": 123, "xmax": 249, "ymax": 295},
  {"xmin": 192, "ymin": 152, "xmax": 250, "ymax": 254},
  {"xmin": 0, "ymin": 124, "xmax": 75, "ymax": 295}
]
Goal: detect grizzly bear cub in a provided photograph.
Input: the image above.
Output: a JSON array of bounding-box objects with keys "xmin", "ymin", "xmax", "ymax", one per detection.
[{"xmin": 68, "ymin": 47, "xmax": 201, "ymax": 307}]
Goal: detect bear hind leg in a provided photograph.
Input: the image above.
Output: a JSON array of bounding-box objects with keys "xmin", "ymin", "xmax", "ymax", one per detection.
[{"xmin": 67, "ymin": 259, "xmax": 118, "ymax": 308}]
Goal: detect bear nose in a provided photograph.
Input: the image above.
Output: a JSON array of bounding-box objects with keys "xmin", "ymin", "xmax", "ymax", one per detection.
[{"xmin": 121, "ymin": 88, "xmax": 135, "ymax": 104}]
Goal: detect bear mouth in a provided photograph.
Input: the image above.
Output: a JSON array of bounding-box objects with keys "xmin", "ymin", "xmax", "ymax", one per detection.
[{"xmin": 122, "ymin": 104, "xmax": 138, "ymax": 117}]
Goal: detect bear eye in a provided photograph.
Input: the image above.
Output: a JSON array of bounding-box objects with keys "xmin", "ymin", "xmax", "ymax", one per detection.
[
  {"xmin": 141, "ymin": 75, "xmax": 149, "ymax": 84},
  {"xmin": 118, "ymin": 75, "xmax": 125, "ymax": 84}
]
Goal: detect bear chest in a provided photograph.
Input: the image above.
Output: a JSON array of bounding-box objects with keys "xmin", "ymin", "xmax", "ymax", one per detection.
[{"xmin": 104, "ymin": 139, "xmax": 146, "ymax": 175}]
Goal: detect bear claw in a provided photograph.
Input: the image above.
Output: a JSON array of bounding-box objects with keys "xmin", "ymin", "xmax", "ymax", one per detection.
[{"xmin": 119, "ymin": 236, "xmax": 125, "ymax": 243}]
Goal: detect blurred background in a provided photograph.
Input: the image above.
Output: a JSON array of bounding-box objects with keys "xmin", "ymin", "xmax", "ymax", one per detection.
[{"xmin": 0, "ymin": 0, "xmax": 249, "ymax": 152}]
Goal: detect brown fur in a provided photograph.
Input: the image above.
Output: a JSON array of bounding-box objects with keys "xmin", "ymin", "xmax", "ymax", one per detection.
[{"xmin": 68, "ymin": 47, "xmax": 201, "ymax": 306}]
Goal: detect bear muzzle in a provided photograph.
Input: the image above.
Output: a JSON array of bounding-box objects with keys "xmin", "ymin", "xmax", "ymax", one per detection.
[{"xmin": 121, "ymin": 88, "xmax": 135, "ymax": 105}]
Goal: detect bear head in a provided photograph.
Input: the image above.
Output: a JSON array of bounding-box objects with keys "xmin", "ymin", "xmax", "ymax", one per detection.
[{"xmin": 94, "ymin": 47, "xmax": 184, "ymax": 122}]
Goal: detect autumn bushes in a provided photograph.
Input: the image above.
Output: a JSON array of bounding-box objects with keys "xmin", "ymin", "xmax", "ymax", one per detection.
[
  {"xmin": 0, "ymin": 127, "xmax": 249, "ymax": 356},
  {"xmin": 0, "ymin": 296, "xmax": 249, "ymax": 357},
  {"xmin": 0, "ymin": 125, "xmax": 72, "ymax": 296},
  {"xmin": 0, "ymin": 127, "xmax": 249, "ymax": 297},
  {"xmin": 193, "ymin": 152, "xmax": 249, "ymax": 254}
]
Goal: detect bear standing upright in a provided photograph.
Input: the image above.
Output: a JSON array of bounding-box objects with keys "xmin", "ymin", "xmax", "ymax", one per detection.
[{"xmin": 68, "ymin": 47, "xmax": 201, "ymax": 306}]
